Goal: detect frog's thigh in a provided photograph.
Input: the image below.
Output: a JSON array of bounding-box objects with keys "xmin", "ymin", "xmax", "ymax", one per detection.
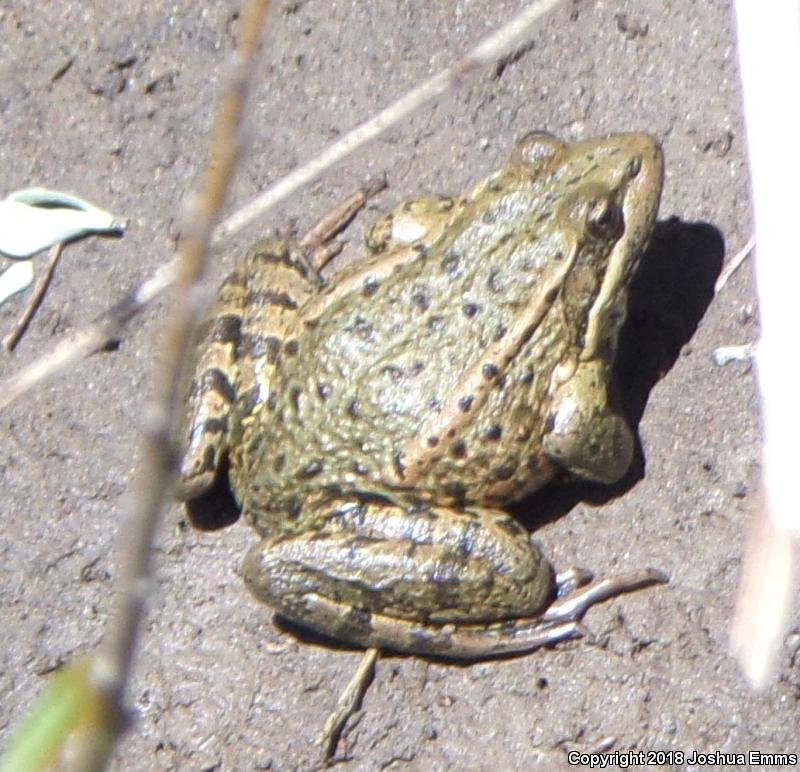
[
  {"xmin": 242, "ymin": 500, "xmax": 554, "ymax": 655},
  {"xmin": 543, "ymin": 360, "xmax": 634, "ymax": 485},
  {"xmin": 177, "ymin": 260, "xmax": 251, "ymax": 502},
  {"xmin": 365, "ymin": 195, "xmax": 456, "ymax": 254},
  {"xmin": 177, "ymin": 240, "xmax": 319, "ymax": 503}
]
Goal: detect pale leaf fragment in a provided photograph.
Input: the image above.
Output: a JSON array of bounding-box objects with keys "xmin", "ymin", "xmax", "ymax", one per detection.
[
  {"xmin": 0, "ymin": 260, "xmax": 34, "ymax": 304},
  {"xmin": 0, "ymin": 187, "xmax": 125, "ymax": 259}
]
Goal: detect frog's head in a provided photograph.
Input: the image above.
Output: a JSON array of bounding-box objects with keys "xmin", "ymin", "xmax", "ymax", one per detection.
[{"xmin": 514, "ymin": 132, "xmax": 664, "ymax": 363}]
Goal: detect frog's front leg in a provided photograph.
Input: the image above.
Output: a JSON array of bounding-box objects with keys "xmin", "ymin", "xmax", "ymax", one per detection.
[
  {"xmin": 543, "ymin": 358, "xmax": 634, "ymax": 485},
  {"xmin": 241, "ymin": 498, "xmax": 665, "ymax": 659}
]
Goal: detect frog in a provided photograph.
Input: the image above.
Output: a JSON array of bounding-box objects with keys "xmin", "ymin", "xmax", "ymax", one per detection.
[{"xmin": 177, "ymin": 131, "xmax": 666, "ymax": 659}]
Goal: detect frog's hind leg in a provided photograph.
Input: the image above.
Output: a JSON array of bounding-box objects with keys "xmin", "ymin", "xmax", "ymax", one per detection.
[
  {"xmin": 242, "ymin": 499, "xmax": 666, "ymax": 659},
  {"xmin": 177, "ymin": 183, "xmax": 385, "ymax": 519},
  {"xmin": 177, "ymin": 259, "xmax": 250, "ymax": 509}
]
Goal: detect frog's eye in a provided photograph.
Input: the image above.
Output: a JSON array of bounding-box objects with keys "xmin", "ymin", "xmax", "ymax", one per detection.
[
  {"xmin": 626, "ymin": 156, "xmax": 642, "ymax": 178},
  {"xmin": 587, "ymin": 198, "xmax": 623, "ymax": 240}
]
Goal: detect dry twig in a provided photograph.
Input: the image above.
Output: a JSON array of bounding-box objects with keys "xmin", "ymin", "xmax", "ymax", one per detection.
[
  {"xmin": 0, "ymin": 0, "xmax": 565, "ymax": 411},
  {"xmin": 3, "ymin": 242, "xmax": 64, "ymax": 352},
  {"xmin": 316, "ymin": 648, "xmax": 379, "ymax": 761},
  {"xmin": 75, "ymin": 1, "xmax": 273, "ymax": 768}
]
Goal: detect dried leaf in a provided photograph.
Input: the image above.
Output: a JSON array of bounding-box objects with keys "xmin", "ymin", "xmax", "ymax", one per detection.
[
  {"xmin": 0, "ymin": 188, "xmax": 125, "ymax": 259},
  {"xmin": 0, "ymin": 260, "xmax": 34, "ymax": 304}
]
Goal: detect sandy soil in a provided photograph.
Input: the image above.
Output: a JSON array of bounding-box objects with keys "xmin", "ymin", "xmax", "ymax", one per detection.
[{"xmin": 2, "ymin": 1, "xmax": 795, "ymax": 770}]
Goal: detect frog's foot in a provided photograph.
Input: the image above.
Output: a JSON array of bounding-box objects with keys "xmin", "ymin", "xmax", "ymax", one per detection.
[
  {"xmin": 543, "ymin": 566, "xmax": 668, "ymax": 623},
  {"xmin": 264, "ymin": 567, "xmax": 666, "ymax": 660},
  {"xmin": 299, "ymin": 177, "xmax": 387, "ymax": 271}
]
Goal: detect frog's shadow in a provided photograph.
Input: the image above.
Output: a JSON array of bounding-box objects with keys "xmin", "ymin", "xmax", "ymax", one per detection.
[{"xmin": 510, "ymin": 218, "xmax": 725, "ymax": 529}]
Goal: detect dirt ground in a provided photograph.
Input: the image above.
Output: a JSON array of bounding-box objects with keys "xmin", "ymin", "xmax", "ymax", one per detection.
[{"xmin": 1, "ymin": 1, "xmax": 796, "ymax": 770}]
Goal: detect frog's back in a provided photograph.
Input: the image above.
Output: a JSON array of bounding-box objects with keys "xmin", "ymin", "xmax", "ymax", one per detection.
[{"xmin": 248, "ymin": 191, "xmax": 574, "ymax": 510}]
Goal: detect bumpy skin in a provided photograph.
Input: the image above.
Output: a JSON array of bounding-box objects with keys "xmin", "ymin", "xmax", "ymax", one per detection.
[{"xmin": 177, "ymin": 133, "xmax": 664, "ymax": 658}]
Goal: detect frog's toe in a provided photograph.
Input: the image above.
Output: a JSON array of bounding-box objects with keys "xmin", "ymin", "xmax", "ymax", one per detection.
[{"xmin": 541, "ymin": 567, "xmax": 668, "ymax": 624}]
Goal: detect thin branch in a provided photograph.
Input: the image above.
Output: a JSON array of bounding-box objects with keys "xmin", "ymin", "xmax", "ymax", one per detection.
[
  {"xmin": 714, "ymin": 234, "xmax": 755, "ymax": 293},
  {"xmin": 215, "ymin": 0, "xmax": 565, "ymax": 241},
  {"xmin": 3, "ymin": 242, "xmax": 64, "ymax": 352},
  {"xmin": 80, "ymin": 1, "xmax": 272, "ymax": 768},
  {"xmin": 0, "ymin": 0, "xmax": 566, "ymax": 412},
  {"xmin": 316, "ymin": 648, "xmax": 379, "ymax": 760}
]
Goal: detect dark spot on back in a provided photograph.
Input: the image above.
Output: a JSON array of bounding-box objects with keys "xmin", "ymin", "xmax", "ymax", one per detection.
[
  {"xmin": 284, "ymin": 339, "xmax": 299, "ymax": 356},
  {"xmin": 347, "ymin": 398, "xmax": 359, "ymax": 418},
  {"xmin": 248, "ymin": 289, "xmax": 299, "ymax": 310},
  {"xmin": 345, "ymin": 607, "xmax": 373, "ymax": 631},
  {"xmin": 411, "ymin": 292, "xmax": 430, "ymax": 311},
  {"xmin": 266, "ymin": 390, "xmax": 278, "ymax": 411},
  {"xmin": 462, "ymin": 302, "xmax": 479, "ymax": 318},
  {"xmin": 485, "ymin": 425, "xmax": 502, "ymax": 441},
  {"xmin": 458, "ymin": 395, "xmax": 474, "ymax": 412},
  {"xmin": 297, "ymin": 460, "xmax": 323, "ymax": 479},
  {"xmin": 482, "ymin": 363, "xmax": 499, "ymax": 380},
  {"xmin": 273, "ymin": 453, "xmax": 286, "ymax": 473},
  {"xmin": 450, "ymin": 440, "xmax": 467, "ymax": 459},
  {"xmin": 427, "ymin": 436, "xmax": 439, "ymax": 447},
  {"xmin": 362, "ymin": 277, "xmax": 380, "ymax": 296},
  {"xmin": 493, "ymin": 324, "xmax": 507, "ymax": 342},
  {"xmin": 443, "ymin": 481, "xmax": 467, "ymax": 504},
  {"xmin": 544, "ymin": 413, "xmax": 556, "ymax": 433},
  {"xmin": 519, "ymin": 367, "xmax": 534, "ymax": 384},
  {"xmin": 346, "ymin": 316, "xmax": 374, "ymax": 341},
  {"xmin": 410, "ymin": 360, "xmax": 425, "ymax": 376},
  {"xmin": 317, "ymin": 382, "xmax": 333, "ymax": 400},
  {"xmin": 288, "ymin": 498, "xmax": 303, "ymax": 519},
  {"xmin": 290, "ymin": 386, "xmax": 302, "ymax": 412},
  {"xmin": 487, "ymin": 269, "xmax": 501, "ymax": 293},
  {"xmin": 382, "ymin": 365, "xmax": 404, "ymax": 383}
]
